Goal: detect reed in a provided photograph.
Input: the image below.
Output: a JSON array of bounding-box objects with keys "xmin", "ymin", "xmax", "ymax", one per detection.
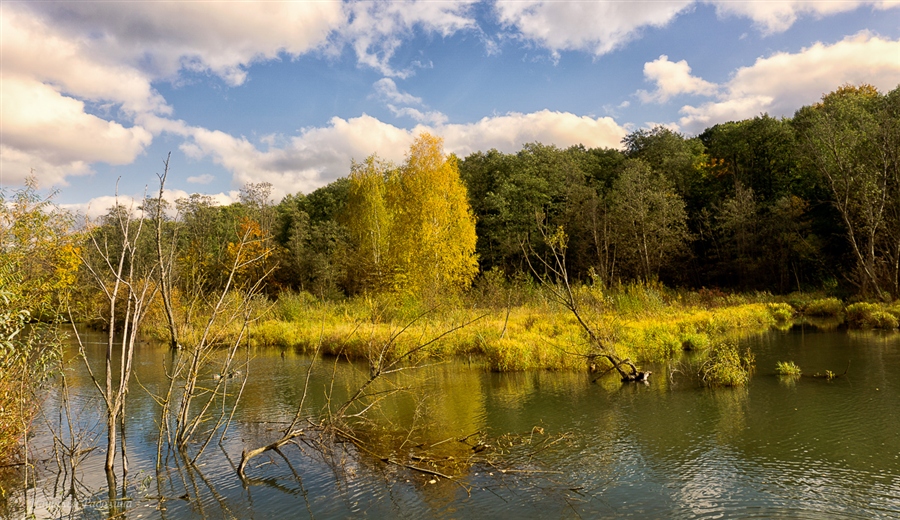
[
  {"xmin": 141, "ymin": 283, "xmax": 797, "ymax": 372},
  {"xmin": 775, "ymin": 360, "xmax": 802, "ymax": 376},
  {"xmin": 845, "ymin": 302, "xmax": 899, "ymax": 329}
]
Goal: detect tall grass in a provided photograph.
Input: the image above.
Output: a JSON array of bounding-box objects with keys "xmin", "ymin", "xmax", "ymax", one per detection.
[
  {"xmin": 137, "ymin": 281, "xmax": 796, "ymax": 373},
  {"xmin": 846, "ymin": 302, "xmax": 899, "ymax": 329}
]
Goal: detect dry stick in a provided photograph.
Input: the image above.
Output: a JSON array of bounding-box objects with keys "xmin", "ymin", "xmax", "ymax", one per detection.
[
  {"xmin": 188, "ymin": 276, "xmax": 271, "ymax": 460},
  {"xmin": 522, "ymin": 227, "xmax": 638, "ymax": 379},
  {"xmin": 238, "ymin": 342, "xmax": 323, "ymax": 478},
  {"xmin": 154, "ymin": 153, "xmax": 181, "ymax": 351},
  {"xmin": 219, "ymin": 330, "xmax": 253, "ymax": 446},
  {"xmin": 192, "ymin": 325, "xmax": 251, "ymax": 463},
  {"xmin": 175, "ymin": 230, "xmax": 273, "ymax": 449}
]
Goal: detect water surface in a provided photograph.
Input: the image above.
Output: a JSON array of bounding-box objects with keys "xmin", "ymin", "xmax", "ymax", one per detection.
[{"xmin": 7, "ymin": 327, "xmax": 900, "ymax": 518}]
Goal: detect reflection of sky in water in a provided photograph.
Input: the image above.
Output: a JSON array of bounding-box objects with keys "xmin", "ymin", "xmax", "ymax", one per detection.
[{"xmin": 10, "ymin": 329, "xmax": 900, "ymax": 518}]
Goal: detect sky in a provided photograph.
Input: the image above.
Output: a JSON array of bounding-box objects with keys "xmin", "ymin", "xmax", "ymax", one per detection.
[{"xmin": 2, "ymin": 0, "xmax": 900, "ymax": 217}]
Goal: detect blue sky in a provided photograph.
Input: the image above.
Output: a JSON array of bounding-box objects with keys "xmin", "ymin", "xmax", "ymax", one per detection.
[{"xmin": 2, "ymin": 0, "xmax": 899, "ymax": 216}]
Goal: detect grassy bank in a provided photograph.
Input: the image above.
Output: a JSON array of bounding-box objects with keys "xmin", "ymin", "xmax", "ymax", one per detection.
[
  {"xmin": 138, "ymin": 284, "xmax": 899, "ymax": 373},
  {"xmin": 200, "ymin": 285, "xmax": 785, "ymax": 371}
]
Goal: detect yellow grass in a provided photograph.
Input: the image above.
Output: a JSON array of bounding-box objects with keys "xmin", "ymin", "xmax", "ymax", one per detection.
[{"xmin": 185, "ymin": 286, "xmax": 786, "ymax": 372}]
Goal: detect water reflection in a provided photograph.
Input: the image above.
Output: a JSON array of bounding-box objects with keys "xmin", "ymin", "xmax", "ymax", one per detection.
[{"xmin": 3, "ymin": 328, "xmax": 900, "ymax": 518}]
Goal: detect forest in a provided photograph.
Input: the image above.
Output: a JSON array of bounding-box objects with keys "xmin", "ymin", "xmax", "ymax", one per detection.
[
  {"xmin": 273, "ymin": 83, "xmax": 898, "ymax": 299},
  {"xmin": 1, "ymin": 84, "xmax": 899, "ymax": 496}
]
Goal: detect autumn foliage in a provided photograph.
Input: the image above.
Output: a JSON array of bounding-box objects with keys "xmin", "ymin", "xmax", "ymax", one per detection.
[{"xmin": 344, "ymin": 133, "xmax": 478, "ymax": 297}]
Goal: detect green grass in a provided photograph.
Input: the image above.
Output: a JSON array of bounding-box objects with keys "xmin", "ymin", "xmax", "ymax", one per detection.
[
  {"xmin": 846, "ymin": 302, "xmax": 900, "ymax": 329},
  {"xmin": 699, "ymin": 342, "xmax": 755, "ymax": 387},
  {"xmin": 801, "ymin": 297, "xmax": 844, "ymax": 317},
  {"xmin": 141, "ymin": 283, "xmax": 799, "ymax": 372},
  {"xmin": 775, "ymin": 360, "xmax": 802, "ymax": 376}
]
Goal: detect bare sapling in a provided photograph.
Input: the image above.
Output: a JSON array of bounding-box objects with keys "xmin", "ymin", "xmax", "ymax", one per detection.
[
  {"xmin": 154, "ymin": 153, "xmax": 181, "ymax": 351},
  {"xmin": 525, "ymin": 222, "xmax": 647, "ymax": 382},
  {"xmin": 71, "ymin": 186, "xmax": 159, "ymax": 475},
  {"xmin": 238, "ymin": 309, "xmax": 484, "ymax": 478}
]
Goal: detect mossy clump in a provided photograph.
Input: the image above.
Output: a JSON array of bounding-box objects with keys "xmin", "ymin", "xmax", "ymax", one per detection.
[
  {"xmin": 846, "ymin": 302, "xmax": 899, "ymax": 329},
  {"xmin": 802, "ymin": 297, "xmax": 844, "ymax": 317},
  {"xmin": 775, "ymin": 360, "xmax": 802, "ymax": 376},
  {"xmin": 699, "ymin": 342, "xmax": 755, "ymax": 387},
  {"xmin": 681, "ymin": 332, "xmax": 711, "ymax": 351},
  {"xmin": 767, "ymin": 302, "xmax": 795, "ymax": 324}
]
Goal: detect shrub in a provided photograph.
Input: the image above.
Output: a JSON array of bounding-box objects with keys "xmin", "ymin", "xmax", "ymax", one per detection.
[
  {"xmin": 681, "ymin": 332, "xmax": 710, "ymax": 351},
  {"xmin": 767, "ymin": 302, "xmax": 795, "ymax": 323},
  {"xmin": 846, "ymin": 302, "xmax": 898, "ymax": 329},
  {"xmin": 274, "ymin": 291, "xmax": 318, "ymax": 322},
  {"xmin": 699, "ymin": 342, "xmax": 755, "ymax": 387},
  {"xmin": 803, "ymin": 297, "xmax": 844, "ymax": 317},
  {"xmin": 871, "ymin": 311, "xmax": 899, "ymax": 329},
  {"xmin": 775, "ymin": 360, "xmax": 802, "ymax": 376}
]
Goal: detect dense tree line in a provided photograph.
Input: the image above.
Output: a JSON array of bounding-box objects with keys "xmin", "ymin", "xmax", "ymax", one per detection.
[
  {"xmin": 267, "ymin": 84, "xmax": 899, "ymax": 299},
  {"xmin": 30, "ymin": 83, "xmax": 897, "ymax": 307}
]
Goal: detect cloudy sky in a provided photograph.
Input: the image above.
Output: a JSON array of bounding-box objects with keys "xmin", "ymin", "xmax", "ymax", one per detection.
[{"xmin": 2, "ymin": 0, "xmax": 899, "ymax": 216}]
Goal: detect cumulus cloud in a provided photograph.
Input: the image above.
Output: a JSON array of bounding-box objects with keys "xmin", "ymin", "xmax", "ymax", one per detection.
[
  {"xmin": 637, "ymin": 55, "xmax": 719, "ymax": 103},
  {"xmin": 0, "ymin": 75, "xmax": 153, "ymax": 186},
  {"xmin": 494, "ymin": 1, "xmax": 694, "ymax": 55},
  {"xmin": 494, "ymin": 1, "xmax": 900, "ymax": 55},
  {"xmin": 440, "ymin": 110, "xmax": 627, "ymax": 157},
  {"xmin": 341, "ymin": 0, "xmax": 478, "ymax": 77},
  {"xmin": 159, "ymin": 110, "xmax": 627, "ymax": 198},
  {"xmin": 2, "ymin": 1, "xmax": 479, "ymax": 188},
  {"xmin": 706, "ymin": 0, "xmax": 900, "ymax": 34},
  {"xmin": 678, "ymin": 32, "xmax": 900, "ymax": 132},
  {"xmin": 63, "ymin": 189, "xmax": 239, "ymax": 221},
  {"xmin": 23, "ymin": 1, "xmax": 343, "ymax": 86},
  {"xmin": 166, "ymin": 115, "xmax": 413, "ymax": 199}
]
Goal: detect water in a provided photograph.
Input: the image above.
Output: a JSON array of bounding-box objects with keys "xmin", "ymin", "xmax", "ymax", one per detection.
[{"xmin": 5, "ymin": 326, "xmax": 900, "ymax": 518}]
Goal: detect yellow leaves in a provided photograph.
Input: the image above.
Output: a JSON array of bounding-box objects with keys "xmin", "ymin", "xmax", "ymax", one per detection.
[
  {"xmin": 343, "ymin": 133, "xmax": 478, "ymax": 297},
  {"xmin": 226, "ymin": 217, "xmax": 274, "ymax": 281},
  {"xmin": 0, "ymin": 182, "xmax": 79, "ymax": 315},
  {"xmin": 52, "ymin": 243, "xmax": 82, "ymax": 291}
]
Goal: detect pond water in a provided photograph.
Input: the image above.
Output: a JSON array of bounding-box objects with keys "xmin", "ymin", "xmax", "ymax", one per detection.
[{"xmin": 5, "ymin": 326, "xmax": 900, "ymax": 518}]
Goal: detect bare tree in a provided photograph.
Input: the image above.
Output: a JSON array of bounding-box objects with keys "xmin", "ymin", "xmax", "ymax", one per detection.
[
  {"xmin": 525, "ymin": 223, "xmax": 649, "ymax": 382},
  {"xmin": 238, "ymin": 310, "xmax": 483, "ymax": 478},
  {"xmin": 72, "ymin": 187, "xmax": 158, "ymax": 474}
]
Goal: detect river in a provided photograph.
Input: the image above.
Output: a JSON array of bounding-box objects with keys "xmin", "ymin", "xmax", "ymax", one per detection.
[{"xmin": 4, "ymin": 326, "xmax": 900, "ymax": 518}]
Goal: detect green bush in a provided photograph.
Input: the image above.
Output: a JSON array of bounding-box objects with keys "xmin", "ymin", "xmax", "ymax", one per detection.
[
  {"xmin": 803, "ymin": 297, "xmax": 843, "ymax": 317},
  {"xmin": 846, "ymin": 302, "xmax": 898, "ymax": 329},
  {"xmin": 699, "ymin": 342, "xmax": 755, "ymax": 387},
  {"xmin": 775, "ymin": 360, "xmax": 802, "ymax": 376},
  {"xmin": 767, "ymin": 302, "xmax": 795, "ymax": 323},
  {"xmin": 274, "ymin": 291, "xmax": 318, "ymax": 322}
]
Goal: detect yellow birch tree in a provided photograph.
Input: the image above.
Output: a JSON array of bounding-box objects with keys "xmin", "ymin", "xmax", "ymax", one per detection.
[
  {"xmin": 387, "ymin": 133, "xmax": 478, "ymax": 296},
  {"xmin": 344, "ymin": 154, "xmax": 394, "ymax": 292}
]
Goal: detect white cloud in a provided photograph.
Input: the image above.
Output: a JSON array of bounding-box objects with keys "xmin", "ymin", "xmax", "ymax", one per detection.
[
  {"xmin": 169, "ymin": 115, "xmax": 413, "ymax": 199},
  {"xmin": 159, "ymin": 110, "xmax": 627, "ymax": 198},
  {"xmin": 637, "ymin": 55, "xmax": 719, "ymax": 103},
  {"xmin": 372, "ymin": 78, "xmax": 449, "ymax": 124},
  {"xmin": 494, "ymin": 1, "xmax": 900, "ymax": 56},
  {"xmin": 388, "ymin": 106, "xmax": 450, "ymax": 125},
  {"xmin": 706, "ymin": 0, "xmax": 900, "ymax": 34},
  {"xmin": 23, "ymin": 1, "xmax": 343, "ymax": 86},
  {"xmin": 341, "ymin": 0, "xmax": 478, "ymax": 77},
  {"xmin": 63, "ymin": 188, "xmax": 238, "ymax": 220},
  {"xmin": 1, "ymin": 9, "xmax": 168, "ymax": 116},
  {"xmin": 494, "ymin": 1, "xmax": 694, "ymax": 55},
  {"xmin": 678, "ymin": 32, "xmax": 900, "ymax": 133},
  {"xmin": 187, "ymin": 174, "xmax": 215, "ymax": 185},
  {"xmin": 373, "ymin": 78, "xmax": 424, "ymax": 105},
  {"xmin": 440, "ymin": 110, "xmax": 627, "ymax": 157},
  {"xmin": 0, "ymin": 75, "xmax": 153, "ymax": 186}
]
